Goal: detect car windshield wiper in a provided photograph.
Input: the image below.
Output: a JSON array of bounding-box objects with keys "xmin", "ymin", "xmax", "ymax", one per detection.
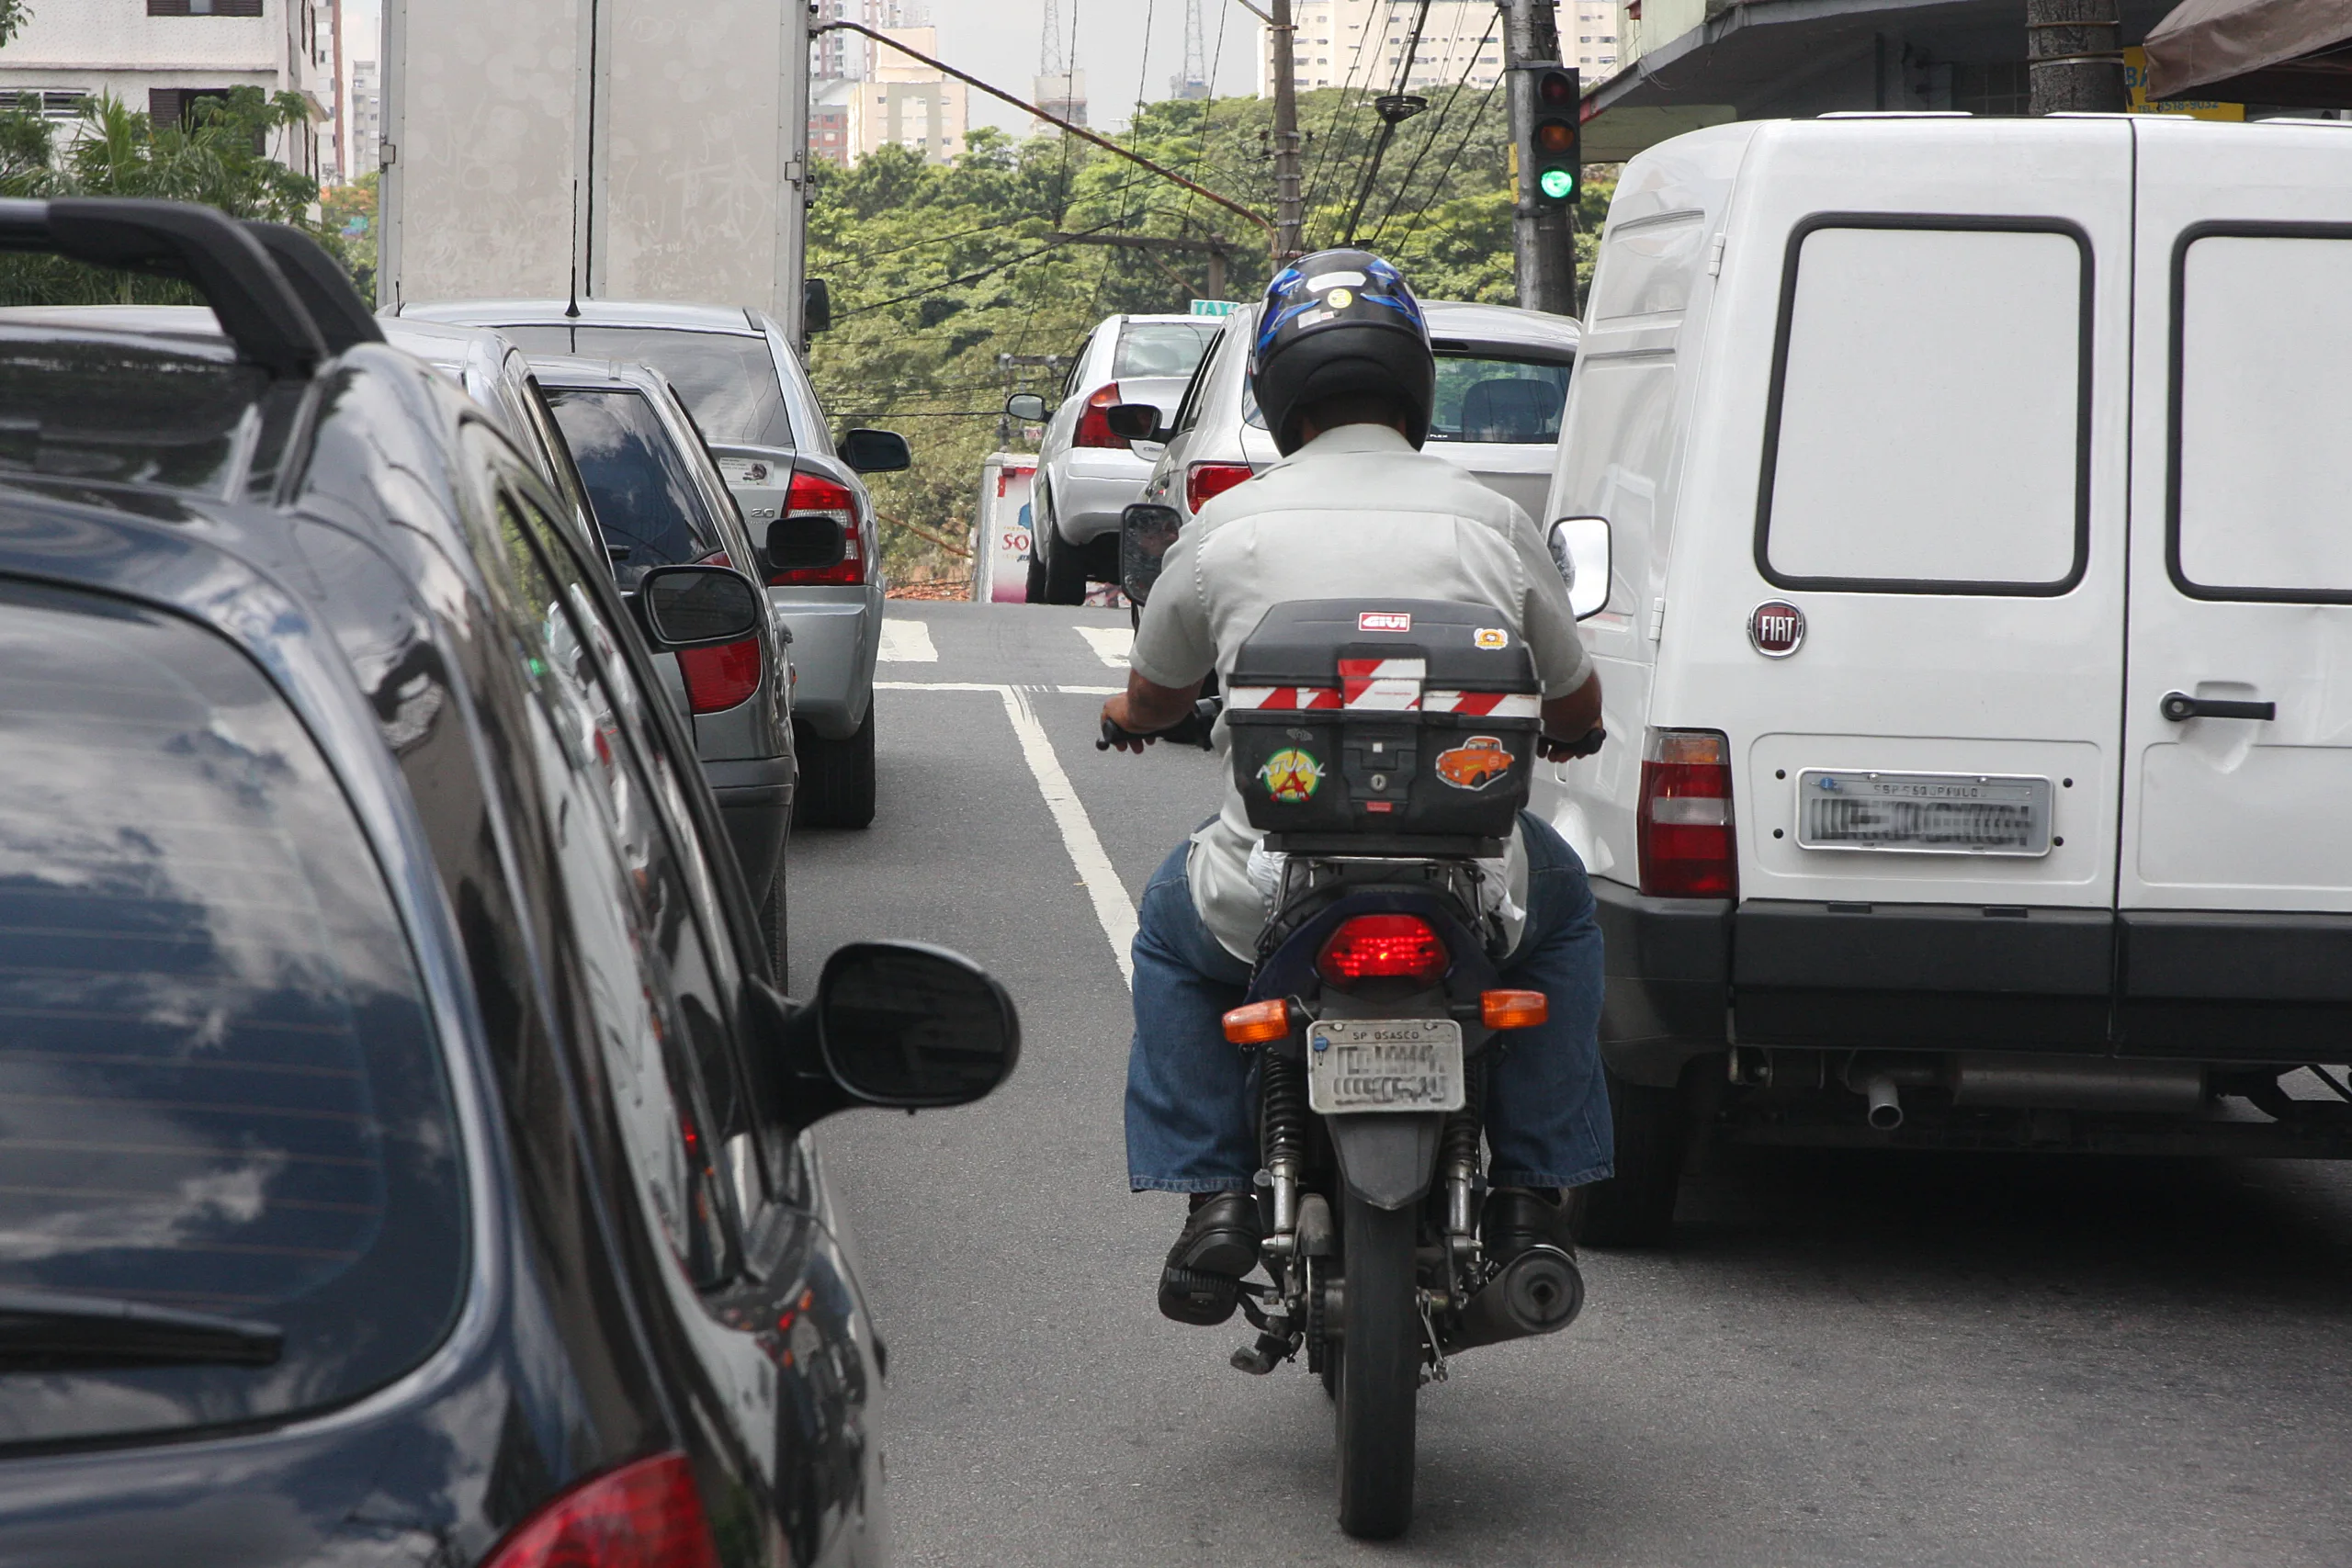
[{"xmin": 0, "ymin": 1288, "xmax": 281, "ymax": 1371}]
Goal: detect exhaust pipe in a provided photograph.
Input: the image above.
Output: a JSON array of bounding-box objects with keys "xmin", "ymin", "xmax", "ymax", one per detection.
[
  {"xmin": 1446, "ymin": 1245, "xmax": 1584, "ymax": 1352},
  {"xmin": 1863, "ymin": 1074, "xmax": 1904, "ymax": 1131}
]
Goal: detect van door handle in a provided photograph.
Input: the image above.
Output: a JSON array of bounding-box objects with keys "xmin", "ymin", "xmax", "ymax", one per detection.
[{"xmin": 2161, "ymin": 692, "xmax": 2276, "ymax": 722}]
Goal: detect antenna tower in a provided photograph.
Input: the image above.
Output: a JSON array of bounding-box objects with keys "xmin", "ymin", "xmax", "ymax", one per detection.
[
  {"xmin": 1039, "ymin": 0, "xmax": 1065, "ymax": 80},
  {"xmin": 1171, "ymin": 0, "xmax": 1211, "ymax": 99}
]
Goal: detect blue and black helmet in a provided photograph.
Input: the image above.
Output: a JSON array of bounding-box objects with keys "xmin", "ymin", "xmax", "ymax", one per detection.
[{"xmin": 1250, "ymin": 247, "xmax": 1435, "ymax": 455}]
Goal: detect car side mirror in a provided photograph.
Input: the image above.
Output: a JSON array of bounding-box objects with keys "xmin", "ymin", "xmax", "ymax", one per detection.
[
  {"xmin": 634, "ymin": 565, "xmax": 763, "ymax": 649},
  {"xmin": 1120, "ymin": 502, "xmax": 1182, "ymax": 606},
  {"xmin": 1548, "ymin": 516, "xmax": 1611, "ymax": 620},
  {"xmin": 746, "ymin": 942, "xmax": 1020, "ymax": 1131},
  {"xmin": 766, "ymin": 513, "xmax": 845, "ymax": 573},
  {"xmin": 1004, "ymin": 391, "xmax": 1049, "ymax": 423},
  {"xmin": 804, "ymin": 276, "xmax": 833, "ymax": 335},
  {"xmin": 840, "ymin": 427, "xmax": 910, "ymax": 474},
  {"xmin": 1104, "ymin": 401, "xmax": 1165, "ymax": 443}
]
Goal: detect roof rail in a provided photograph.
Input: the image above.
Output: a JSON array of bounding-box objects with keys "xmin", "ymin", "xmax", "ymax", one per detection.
[
  {"xmin": 242, "ymin": 220, "xmax": 384, "ymax": 355},
  {"xmin": 0, "ymin": 197, "xmax": 325, "ymax": 377}
]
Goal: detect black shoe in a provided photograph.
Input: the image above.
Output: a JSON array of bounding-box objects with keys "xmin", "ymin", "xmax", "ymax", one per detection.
[
  {"xmin": 1157, "ymin": 1192, "xmax": 1263, "ymax": 1326},
  {"xmin": 1481, "ymin": 1187, "xmax": 1578, "ymax": 1266}
]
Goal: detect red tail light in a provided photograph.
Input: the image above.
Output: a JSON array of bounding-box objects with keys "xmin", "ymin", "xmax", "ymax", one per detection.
[
  {"xmin": 1638, "ymin": 728, "xmax": 1736, "ymax": 898},
  {"xmin": 1073, "ymin": 382, "xmax": 1126, "ymax": 449},
  {"xmin": 677, "ymin": 637, "xmax": 762, "ymax": 713},
  {"xmin": 1185, "ymin": 461, "xmax": 1254, "ymax": 514},
  {"xmin": 768, "ymin": 471, "xmax": 864, "ymax": 587},
  {"xmin": 481, "ymin": 1452, "xmax": 720, "ymax": 1568},
  {"xmin": 1317, "ymin": 914, "xmax": 1450, "ymax": 986}
]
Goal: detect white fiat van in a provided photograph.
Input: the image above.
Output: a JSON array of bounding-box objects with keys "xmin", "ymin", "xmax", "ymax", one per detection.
[{"xmin": 1537, "ymin": 114, "xmax": 2352, "ymax": 1244}]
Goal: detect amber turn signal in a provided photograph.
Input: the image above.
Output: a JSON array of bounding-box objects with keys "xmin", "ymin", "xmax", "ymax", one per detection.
[
  {"xmin": 1481, "ymin": 988, "xmax": 1550, "ymax": 1029},
  {"xmin": 1223, "ymin": 999, "xmax": 1293, "ymax": 1045}
]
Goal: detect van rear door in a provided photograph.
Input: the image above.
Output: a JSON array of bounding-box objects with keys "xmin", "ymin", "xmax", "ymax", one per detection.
[
  {"xmin": 1680, "ymin": 119, "xmax": 2135, "ymax": 1047},
  {"xmin": 2116, "ymin": 120, "xmax": 2352, "ymax": 1052}
]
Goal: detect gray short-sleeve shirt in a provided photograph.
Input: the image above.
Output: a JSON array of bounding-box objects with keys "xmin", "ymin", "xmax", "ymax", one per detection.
[{"xmin": 1130, "ymin": 422, "xmax": 1593, "ymax": 959}]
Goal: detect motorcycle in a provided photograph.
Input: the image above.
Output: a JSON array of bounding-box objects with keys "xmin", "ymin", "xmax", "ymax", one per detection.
[{"xmin": 1102, "ymin": 581, "xmax": 1587, "ymax": 1540}]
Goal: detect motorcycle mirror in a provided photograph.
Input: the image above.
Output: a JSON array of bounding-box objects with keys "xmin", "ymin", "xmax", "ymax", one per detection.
[
  {"xmin": 815, "ymin": 941, "xmax": 1020, "ymax": 1109},
  {"xmin": 1121, "ymin": 502, "xmax": 1182, "ymax": 607}
]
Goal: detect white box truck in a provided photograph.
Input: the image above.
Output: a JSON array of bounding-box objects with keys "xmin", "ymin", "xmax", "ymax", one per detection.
[{"xmin": 375, "ymin": 0, "xmax": 809, "ymax": 336}]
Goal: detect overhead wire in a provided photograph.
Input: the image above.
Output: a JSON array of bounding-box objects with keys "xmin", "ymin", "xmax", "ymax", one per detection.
[
  {"xmin": 1337, "ymin": 0, "xmax": 1435, "ymax": 243},
  {"xmin": 1293, "ymin": 0, "xmax": 1385, "ymax": 228},
  {"xmin": 1377, "ymin": 58, "xmax": 1503, "ymax": 254},
  {"xmin": 1366, "ymin": 10, "xmax": 1497, "ymax": 249}
]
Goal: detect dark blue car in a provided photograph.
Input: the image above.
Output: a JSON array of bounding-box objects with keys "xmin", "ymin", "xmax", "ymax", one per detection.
[{"xmin": 0, "ymin": 199, "xmax": 1015, "ymax": 1567}]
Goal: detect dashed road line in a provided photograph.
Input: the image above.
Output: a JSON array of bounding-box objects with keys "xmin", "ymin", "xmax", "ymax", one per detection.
[{"xmin": 876, "ymin": 680, "xmax": 1136, "ymax": 984}]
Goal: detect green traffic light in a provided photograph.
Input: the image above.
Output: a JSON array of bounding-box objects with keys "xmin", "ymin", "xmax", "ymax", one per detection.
[{"xmin": 1539, "ymin": 167, "xmax": 1577, "ymax": 199}]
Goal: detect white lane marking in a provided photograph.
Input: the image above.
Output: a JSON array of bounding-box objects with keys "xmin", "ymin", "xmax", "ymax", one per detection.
[
  {"xmin": 1074, "ymin": 626, "xmax": 1133, "ymax": 669},
  {"xmin": 878, "ymin": 619, "xmax": 938, "ymax": 662},
  {"xmin": 874, "ymin": 680, "xmax": 1137, "ymax": 986},
  {"xmin": 1057, "ymin": 684, "xmax": 1123, "ymax": 695}
]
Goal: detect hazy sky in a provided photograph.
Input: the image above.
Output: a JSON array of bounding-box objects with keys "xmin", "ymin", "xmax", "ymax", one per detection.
[{"xmin": 930, "ymin": 0, "xmax": 1261, "ymax": 135}]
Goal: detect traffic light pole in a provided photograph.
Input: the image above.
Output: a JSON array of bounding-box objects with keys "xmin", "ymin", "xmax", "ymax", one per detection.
[
  {"xmin": 1270, "ymin": 0, "xmax": 1304, "ymax": 260},
  {"xmin": 1501, "ymin": 0, "xmax": 1578, "ymax": 315}
]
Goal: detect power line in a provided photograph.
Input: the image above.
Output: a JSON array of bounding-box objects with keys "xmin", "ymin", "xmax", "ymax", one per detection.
[
  {"xmin": 1295, "ymin": 0, "xmax": 1390, "ymax": 221},
  {"xmin": 836, "ymin": 217, "xmax": 1130, "ymax": 318},
  {"xmin": 1338, "ymin": 0, "xmax": 1435, "ymax": 243},
  {"xmin": 1379, "ymin": 65, "xmax": 1503, "ymax": 253},
  {"xmin": 1367, "ymin": 12, "xmax": 1497, "ymax": 249}
]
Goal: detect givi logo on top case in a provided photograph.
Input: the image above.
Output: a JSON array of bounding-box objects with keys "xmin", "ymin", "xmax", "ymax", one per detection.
[{"xmin": 1748, "ymin": 601, "xmax": 1805, "ymax": 658}]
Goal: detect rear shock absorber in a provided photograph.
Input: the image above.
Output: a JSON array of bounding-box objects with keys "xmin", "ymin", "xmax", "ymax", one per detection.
[
  {"xmin": 1441, "ymin": 1057, "xmax": 1487, "ymax": 1285},
  {"xmin": 1260, "ymin": 1051, "xmax": 1307, "ymax": 1258}
]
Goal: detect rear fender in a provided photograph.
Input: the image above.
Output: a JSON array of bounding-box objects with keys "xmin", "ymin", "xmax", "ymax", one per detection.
[
  {"xmin": 1246, "ymin": 888, "xmax": 1498, "ymax": 1007},
  {"xmin": 1328, "ymin": 1112, "xmax": 1445, "ymax": 1211}
]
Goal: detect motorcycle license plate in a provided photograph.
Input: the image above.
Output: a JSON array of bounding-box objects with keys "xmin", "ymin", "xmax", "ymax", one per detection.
[{"xmin": 1305, "ymin": 1019, "xmax": 1465, "ymax": 1113}]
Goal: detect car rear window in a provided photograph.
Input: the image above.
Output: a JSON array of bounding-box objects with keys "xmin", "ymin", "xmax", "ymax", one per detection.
[
  {"xmin": 0, "ymin": 581, "xmax": 463, "ymax": 1447},
  {"xmin": 1114, "ymin": 321, "xmax": 1218, "ymax": 379},
  {"xmin": 1429, "ymin": 355, "xmax": 1573, "ymax": 445},
  {"xmin": 543, "ymin": 387, "xmax": 726, "ymax": 587},
  {"xmin": 0, "ymin": 327, "xmax": 266, "ymax": 494},
  {"xmin": 504, "ymin": 325, "xmax": 794, "ymax": 449}
]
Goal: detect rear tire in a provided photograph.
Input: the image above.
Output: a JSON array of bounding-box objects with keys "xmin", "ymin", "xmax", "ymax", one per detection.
[
  {"xmin": 1576, "ymin": 1067, "xmax": 1687, "ymax": 1248},
  {"xmin": 793, "ymin": 706, "xmax": 876, "ymax": 829},
  {"xmin": 1335, "ymin": 1190, "xmax": 1419, "ymax": 1540},
  {"xmin": 1042, "ymin": 523, "xmax": 1090, "ymax": 605},
  {"xmin": 757, "ymin": 861, "xmax": 789, "ymax": 991}
]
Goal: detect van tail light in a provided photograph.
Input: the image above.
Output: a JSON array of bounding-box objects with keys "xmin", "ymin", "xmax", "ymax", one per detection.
[
  {"xmin": 1073, "ymin": 382, "xmax": 1126, "ymax": 449},
  {"xmin": 1185, "ymin": 461, "xmax": 1254, "ymax": 514},
  {"xmin": 768, "ymin": 471, "xmax": 864, "ymax": 587},
  {"xmin": 1637, "ymin": 728, "xmax": 1736, "ymax": 898},
  {"xmin": 676, "ymin": 637, "xmax": 762, "ymax": 714},
  {"xmin": 481, "ymin": 1452, "xmax": 720, "ymax": 1568},
  {"xmin": 1317, "ymin": 914, "xmax": 1450, "ymax": 987}
]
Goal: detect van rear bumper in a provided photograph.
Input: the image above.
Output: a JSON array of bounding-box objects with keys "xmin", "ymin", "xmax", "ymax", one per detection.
[{"xmin": 1592, "ymin": 882, "xmax": 2352, "ymax": 1082}]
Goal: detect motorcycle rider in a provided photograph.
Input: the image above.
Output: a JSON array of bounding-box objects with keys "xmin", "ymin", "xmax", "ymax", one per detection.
[{"xmin": 1102, "ymin": 249, "xmax": 1612, "ymax": 1326}]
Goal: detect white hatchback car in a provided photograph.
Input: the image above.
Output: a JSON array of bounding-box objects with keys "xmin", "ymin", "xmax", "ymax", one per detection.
[
  {"xmin": 1127, "ymin": 299, "xmax": 1580, "ymax": 534},
  {"xmin": 1009, "ymin": 312, "xmax": 1220, "ymax": 604}
]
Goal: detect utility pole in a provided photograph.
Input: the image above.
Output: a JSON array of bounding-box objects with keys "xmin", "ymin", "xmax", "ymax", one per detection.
[
  {"xmin": 2027, "ymin": 0, "xmax": 2127, "ymax": 114},
  {"xmin": 1270, "ymin": 0, "xmax": 1303, "ymax": 260},
  {"xmin": 1500, "ymin": 0, "xmax": 1577, "ymax": 315}
]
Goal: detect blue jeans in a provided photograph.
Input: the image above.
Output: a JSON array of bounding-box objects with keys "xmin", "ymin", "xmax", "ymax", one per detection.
[{"xmin": 1125, "ymin": 813, "xmax": 1613, "ymax": 1193}]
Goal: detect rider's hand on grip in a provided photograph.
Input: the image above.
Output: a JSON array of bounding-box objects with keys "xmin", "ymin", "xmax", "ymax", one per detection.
[{"xmin": 1099, "ymin": 698, "xmax": 1219, "ymax": 752}]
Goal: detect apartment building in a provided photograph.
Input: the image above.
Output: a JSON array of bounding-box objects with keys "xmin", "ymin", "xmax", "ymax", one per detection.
[
  {"xmin": 1261, "ymin": 0, "xmax": 1621, "ymax": 96},
  {"xmin": 0, "ymin": 0, "xmax": 331, "ymax": 178},
  {"xmin": 845, "ymin": 26, "xmax": 967, "ymax": 164}
]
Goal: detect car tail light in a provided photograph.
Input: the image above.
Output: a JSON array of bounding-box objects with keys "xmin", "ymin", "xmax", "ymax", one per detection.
[
  {"xmin": 1638, "ymin": 728, "xmax": 1736, "ymax": 898},
  {"xmin": 768, "ymin": 471, "xmax": 864, "ymax": 587},
  {"xmin": 1317, "ymin": 914, "xmax": 1450, "ymax": 987},
  {"xmin": 1073, "ymin": 382, "xmax": 1126, "ymax": 449},
  {"xmin": 676, "ymin": 637, "xmax": 762, "ymax": 713},
  {"xmin": 481, "ymin": 1452, "xmax": 720, "ymax": 1568},
  {"xmin": 1185, "ymin": 461, "xmax": 1254, "ymax": 514}
]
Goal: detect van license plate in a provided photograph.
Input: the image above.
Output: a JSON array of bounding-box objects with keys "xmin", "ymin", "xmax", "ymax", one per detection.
[
  {"xmin": 1305, "ymin": 1019, "xmax": 1466, "ymax": 1113},
  {"xmin": 1796, "ymin": 770, "xmax": 2052, "ymax": 857}
]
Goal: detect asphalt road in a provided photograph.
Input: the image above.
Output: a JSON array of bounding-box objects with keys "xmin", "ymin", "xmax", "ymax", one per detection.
[{"xmin": 795, "ymin": 602, "xmax": 2352, "ymax": 1568}]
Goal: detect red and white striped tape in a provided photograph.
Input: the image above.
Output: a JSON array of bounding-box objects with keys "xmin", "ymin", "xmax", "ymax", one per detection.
[
  {"xmin": 1338, "ymin": 657, "xmax": 1425, "ymax": 710},
  {"xmin": 1423, "ymin": 690, "xmax": 1541, "ymax": 718},
  {"xmin": 1227, "ymin": 685, "xmax": 1343, "ymax": 710}
]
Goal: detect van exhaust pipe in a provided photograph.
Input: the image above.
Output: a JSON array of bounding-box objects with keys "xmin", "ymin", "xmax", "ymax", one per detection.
[
  {"xmin": 1445, "ymin": 1245, "xmax": 1583, "ymax": 1351},
  {"xmin": 1863, "ymin": 1074, "xmax": 1904, "ymax": 1131},
  {"xmin": 1837, "ymin": 1053, "xmax": 2208, "ymax": 1128}
]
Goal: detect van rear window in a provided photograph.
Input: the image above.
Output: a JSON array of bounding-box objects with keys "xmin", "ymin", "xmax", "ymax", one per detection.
[
  {"xmin": 1758, "ymin": 222, "xmax": 2089, "ymax": 594},
  {"xmin": 0, "ymin": 582, "xmax": 463, "ymax": 1447},
  {"xmin": 2173, "ymin": 231, "xmax": 2352, "ymax": 603}
]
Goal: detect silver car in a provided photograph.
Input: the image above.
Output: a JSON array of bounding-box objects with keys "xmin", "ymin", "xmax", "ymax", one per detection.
[
  {"xmin": 1009, "ymin": 312, "xmax": 1220, "ymax": 604},
  {"xmin": 527, "ymin": 355, "xmax": 800, "ymax": 983},
  {"xmin": 396, "ymin": 299, "xmax": 907, "ymax": 829},
  {"xmin": 1133, "ymin": 299, "xmax": 1581, "ymax": 527}
]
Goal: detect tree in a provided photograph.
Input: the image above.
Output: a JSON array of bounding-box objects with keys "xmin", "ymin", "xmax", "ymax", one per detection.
[
  {"xmin": 0, "ymin": 88, "xmax": 349, "ymax": 304},
  {"xmin": 802, "ymin": 96, "xmax": 1616, "ymax": 586},
  {"xmin": 0, "ymin": 1, "xmax": 28, "ymax": 51}
]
